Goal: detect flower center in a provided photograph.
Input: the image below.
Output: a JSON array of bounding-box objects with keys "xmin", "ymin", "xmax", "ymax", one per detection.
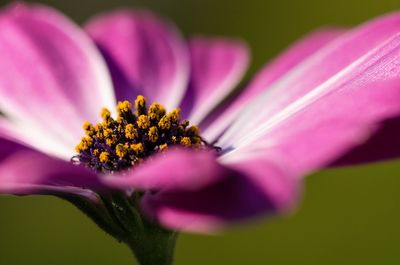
[{"xmin": 72, "ymin": 95, "xmax": 206, "ymax": 173}]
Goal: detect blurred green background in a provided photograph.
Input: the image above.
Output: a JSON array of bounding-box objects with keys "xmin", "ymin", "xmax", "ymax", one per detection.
[{"xmin": 1, "ymin": 0, "xmax": 400, "ymax": 264}]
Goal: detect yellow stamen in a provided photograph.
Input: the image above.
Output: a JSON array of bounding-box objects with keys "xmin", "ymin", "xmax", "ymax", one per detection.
[
  {"xmin": 130, "ymin": 143, "xmax": 144, "ymax": 154},
  {"xmin": 135, "ymin": 95, "xmax": 147, "ymax": 115},
  {"xmin": 99, "ymin": 152, "xmax": 110, "ymax": 163},
  {"xmin": 159, "ymin": 143, "xmax": 168, "ymax": 151},
  {"xmin": 148, "ymin": 126, "xmax": 158, "ymax": 143},
  {"xmin": 92, "ymin": 149, "xmax": 100, "ymax": 156},
  {"xmin": 75, "ymin": 137, "xmax": 93, "ymax": 152},
  {"xmin": 83, "ymin": 121, "xmax": 95, "ymax": 136},
  {"xmin": 103, "ymin": 128, "xmax": 113, "ymax": 137},
  {"xmin": 101, "ymin": 107, "xmax": 111, "ymax": 120},
  {"xmin": 148, "ymin": 102, "xmax": 166, "ymax": 120},
  {"xmin": 117, "ymin": 100, "xmax": 132, "ymax": 114},
  {"xmin": 106, "ymin": 136, "xmax": 117, "ymax": 146},
  {"xmin": 125, "ymin": 124, "xmax": 138, "ymax": 139},
  {"xmin": 116, "ymin": 144, "xmax": 128, "ymax": 158},
  {"xmin": 158, "ymin": 115, "xmax": 171, "ymax": 130},
  {"xmin": 137, "ymin": 115, "xmax": 150, "ymax": 129},
  {"xmin": 168, "ymin": 108, "xmax": 181, "ymax": 124},
  {"xmin": 180, "ymin": 137, "xmax": 191, "ymax": 146}
]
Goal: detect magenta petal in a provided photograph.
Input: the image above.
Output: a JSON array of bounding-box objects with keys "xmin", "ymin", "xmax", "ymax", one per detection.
[
  {"xmin": 85, "ymin": 9, "xmax": 189, "ymax": 110},
  {"xmin": 0, "ymin": 3, "xmax": 115, "ymax": 158},
  {"xmin": 140, "ymin": 154, "xmax": 298, "ymax": 233},
  {"xmin": 202, "ymin": 29, "xmax": 344, "ymax": 141},
  {"xmin": 102, "ymin": 148, "xmax": 298, "ymax": 232},
  {"xmin": 233, "ymin": 78, "xmax": 400, "ymax": 177},
  {"xmin": 331, "ymin": 117, "xmax": 400, "ymax": 166},
  {"xmin": 180, "ymin": 37, "xmax": 249, "ymax": 124},
  {"xmin": 218, "ymin": 12, "xmax": 400, "ymax": 148},
  {"xmin": 103, "ymin": 148, "xmax": 226, "ymax": 191},
  {"xmin": 0, "ymin": 138, "xmax": 101, "ymax": 196}
]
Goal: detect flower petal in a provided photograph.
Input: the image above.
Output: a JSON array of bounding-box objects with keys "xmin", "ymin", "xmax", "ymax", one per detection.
[
  {"xmin": 0, "ymin": 138, "xmax": 101, "ymax": 197},
  {"xmin": 103, "ymin": 148, "xmax": 227, "ymax": 191},
  {"xmin": 0, "ymin": 3, "xmax": 116, "ymax": 158},
  {"xmin": 217, "ymin": 12, "xmax": 400, "ymax": 146},
  {"xmin": 102, "ymin": 147, "xmax": 298, "ymax": 232},
  {"xmin": 140, "ymin": 153, "xmax": 299, "ymax": 233},
  {"xmin": 85, "ymin": 9, "xmax": 189, "ymax": 110},
  {"xmin": 180, "ymin": 37, "xmax": 249, "ymax": 124},
  {"xmin": 331, "ymin": 117, "xmax": 400, "ymax": 166},
  {"xmin": 202, "ymin": 28, "xmax": 344, "ymax": 141},
  {"xmin": 222, "ymin": 77, "xmax": 400, "ymax": 178}
]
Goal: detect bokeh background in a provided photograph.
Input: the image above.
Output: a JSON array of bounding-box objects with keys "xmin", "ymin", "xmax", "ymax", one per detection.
[{"xmin": 0, "ymin": 0, "xmax": 400, "ymax": 264}]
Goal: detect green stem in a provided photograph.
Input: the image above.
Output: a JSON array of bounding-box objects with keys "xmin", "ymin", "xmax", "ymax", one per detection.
[
  {"xmin": 113, "ymin": 193, "xmax": 178, "ymax": 265},
  {"xmin": 125, "ymin": 227, "xmax": 177, "ymax": 265},
  {"xmin": 60, "ymin": 192, "xmax": 178, "ymax": 265}
]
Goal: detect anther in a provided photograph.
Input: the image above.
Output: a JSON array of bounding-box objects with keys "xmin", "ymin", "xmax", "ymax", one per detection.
[
  {"xmin": 148, "ymin": 126, "xmax": 158, "ymax": 143},
  {"xmin": 135, "ymin": 95, "xmax": 147, "ymax": 115},
  {"xmin": 99, "ymin": 152, "xmax": 110, "ymax": 163},
  {"xmin": 137, "ymin": 115, "xmax": 150, "ymax": 129}
]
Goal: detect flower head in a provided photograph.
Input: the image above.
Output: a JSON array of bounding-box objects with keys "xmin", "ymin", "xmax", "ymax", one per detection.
[
  {"xmin": 0, "ymin": 2, "xmax": 400, "ymax": 236},
  {"xmin": 73, "ymin": 95, "xmax": 207, "ymax": 173}
]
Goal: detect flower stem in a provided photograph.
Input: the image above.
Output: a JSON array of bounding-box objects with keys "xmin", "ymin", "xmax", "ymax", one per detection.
[
  {"xmin": 125, "ymin": 226, "xmax": 177, "ymax": 265},
  {"xmin": 103, "ymin": 193, "xmax": 178, "ymax": 265},
  {"xmin": 60, "ymin": 191, "xmax": 177, "ymax": 265}
]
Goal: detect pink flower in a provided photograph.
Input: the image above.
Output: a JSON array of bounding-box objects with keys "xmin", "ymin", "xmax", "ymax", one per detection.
[{"xmin": 0, "ymin": 2, "xmax": 400, "ymax": 236}]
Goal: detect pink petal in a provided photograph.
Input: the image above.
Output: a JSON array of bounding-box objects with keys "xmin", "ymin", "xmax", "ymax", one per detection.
[
  {"xmin": 0, "ymin": 3, "xmax": 115, "ymax": 158},
  {"xmin": 102, "ymin": 147, "xmax": 299, "ymax": 232},
  {"xmin": 224, "ymin": 77, "xmax": 400, "ymax": 178},
  {"xmin": 218, "ymin": 13, "xmax": 400, "ymax": 147},
  {"xmin": 103, "ymin": 148, "xmax": 227, "ymax": 191},
  {"xmin": 85, "ymin": 9, "xmax": 189, "ymax": 110},
  {"xmin": 0, "ymin": 138, "xmax": 101, "ymax": 198},
  {"xmin": 202, "ymin": 28, "xmax": 344, "ymax": 141},
  {"xmin": 180, "ymin": 37, "xmax": 249, "ymax": 124},
  {"xmin": 140, "ymin": 152, "xmax": 299, "ymax": 233},
  {"xmin": 331, "ymin": 117, "xmax": 400, "ymax": 166}
]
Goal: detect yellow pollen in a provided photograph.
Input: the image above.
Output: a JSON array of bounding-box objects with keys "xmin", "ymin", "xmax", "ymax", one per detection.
[
  {"xmin": 92, "ymin": 149, "xmax": 100, "ymax": 156},
  {"xmin": 180, "ymin": 137, "xmax": 191, "ymax": 146},
  {"xmin": 116, "ymin": 144, "xmax": 128, "ymax": 158},
  {"xmin": 75, "ymin": 137, "xmax": 93, "ymax": 152},
  {"xmin": 83, "ymin": 121, "xmax": 95, "ymax": 136},
  {"xmin": 101, "ymin": 107, "xmax": 111, "ymax": 120},
  {"xmin": 159, "ymin": 143, "xmax": 168, "ymax": 151},
  {"xmin": 125, "ymin": 124, "xmax": 138, "ymax": 139},
  {"xmin": 168, "ymin": 108, "xmax": 181, "ymax": 124},
  {"xmin": 148, "ymin": 126, "xmax": 158, "ymax": 143},
  {"xmin": 137, "ymin": 115, "xmax": 150, "ymax": 129},
  {"xmin": 94, "ymin": 124, "xmax": 104, "ymax": 138},
  {"xmin": 99, "ymin": 152, "xmax": 110, "ymax": 163},
  {"xmin": 148, "ymin": 102, "xmax": 166, "ymax": 120},
  {"xmin": 130, "ymin": 143, "xmax": 144, "ymax": 154},
  {"xmin": 158, "ymin": 115, "xmax": 171, "ymax": 130},
  {"xmin": 103, "ymin": 128, "xmax": 113, "ymax": 137},
  {"xmin": 117, "ymin": 100, "xmax": 132, "ymax": 114},
  {"xmin": 106, "ymin": 136, "xmax": 116, "ymax": 146},
  {"xmin": 135, "ymin": 95, "xmax": 147, "ymax": 115}
]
